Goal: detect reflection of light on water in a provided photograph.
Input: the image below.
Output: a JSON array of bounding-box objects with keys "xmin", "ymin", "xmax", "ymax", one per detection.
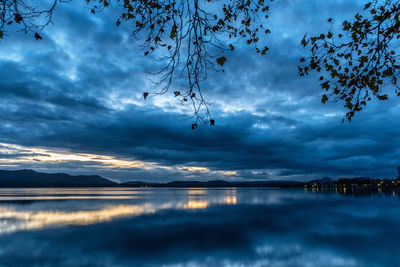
[
  {"xmin": 184, "ymin": 200, "xmax": 209, "ymax": 209},
  {"xmin": 224, "ymin": 195, "xmax": 237, "ymax": 205},
  {"xmin": 224, "ymin": 189, "xmax": 237, "ymax": 205},
  {"xmin": 187, "ymin": 189, "xmax": 206, "ymax": 195},
  {"xmin": 184, "ymin": 189, "xmax": 237, "ymax": 208},
  {"xmin": 0, "ymin": 199, "xmax": 213, "ymax": 234},
  {"xmin": 0, "ymin": 188, "xmax": 242, "ymax": 234},
  {"xmin": 0, "ymin": 204, "xmax": 155, "ymax": 234},
  {"xmin": 0, "ymin": 188, "xmax": 296, "ymax": 235},
  {"xmin": 0, "ymin": 196, "xmax": 134, "ymax": 201},
  {"xmin": 0, "ymin": 188, "xmax": 151, "ymax": 201}
]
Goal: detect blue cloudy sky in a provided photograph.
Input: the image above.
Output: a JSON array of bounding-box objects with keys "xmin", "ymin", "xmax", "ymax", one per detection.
[{"xmin": 0, "ymin": 0, "xmax": 399, "ymax": 182}]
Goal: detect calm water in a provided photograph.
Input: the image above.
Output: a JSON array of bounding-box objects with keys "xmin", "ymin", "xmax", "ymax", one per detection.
[{"xmin": 0, "ymin": 188, "xmax": 399, "ymax": 267}]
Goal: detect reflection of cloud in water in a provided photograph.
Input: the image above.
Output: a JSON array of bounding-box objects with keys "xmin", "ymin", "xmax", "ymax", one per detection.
[
  {"xmin": 0, "ymin": 199, "xmax": 220, "ymax": 234},
  {"xmin": 187, "ymin": 189, "xmax": 206, "ymax": 195},
  {"xmin": 184, "ymin": 200, "xmax": 209, "ymax": 209},
  {"xmin": 0, "ymin": 188, "xmax": 243, "ymax": 234},
  {"xmin": 0, "ymin": 204, "xmax": 156, "ymax": 234},
  {"xmin": 254, "ymin": 243, "xmax": 358, "ymax": 267},
  {"xmin": 1, "ymin": 189, "xmax": 400, "ymax": 266},
  {"xmin": 0, "ymin": 188, "xmax": 322, "ymax": 236},
  {"xmin": 224, "ymin": 189, "xmax": 237, "ymax": 205},
  {"xmin": 0, "ymin": 196, "xmax": 135, "ymax": 201},
  {"xmin": 224, "ymin": 195, "xmax": 237, "ymax": 205},
  {"xmin": 0, "ymin": 188, "xmax": 149, "ymax": 201}
]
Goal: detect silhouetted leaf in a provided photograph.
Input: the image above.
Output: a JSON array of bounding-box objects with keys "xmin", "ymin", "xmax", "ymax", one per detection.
[
  {"xmin": 261, "ymin": 46, "xmax": 269, "ymax": 55},
  {"xmin": 143, "ymin": 92, "xmax": 149, "ymax": 99},
  {"xmin": 216, "ymin": 56, "xmax": 227, "ymax": 66},
  {"xmin": 34, "ymin": 33, "xmax": 42, "ymax": 40},
  {"xmin": 14, "ymin": 13, "xmax": 22, "ymax": 24}
]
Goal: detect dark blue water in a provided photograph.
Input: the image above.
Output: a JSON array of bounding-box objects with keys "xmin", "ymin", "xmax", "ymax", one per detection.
[{"xmin": 0, "ymin": 188, "xmax": 399, "ymax": 267}]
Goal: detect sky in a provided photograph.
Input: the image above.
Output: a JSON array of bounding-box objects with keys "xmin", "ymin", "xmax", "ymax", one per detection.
[{"xmin": 0, "ymin": 0, "xmax": 399, "ymax": 182}]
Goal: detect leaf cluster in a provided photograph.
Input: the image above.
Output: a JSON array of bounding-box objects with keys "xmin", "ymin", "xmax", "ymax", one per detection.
[{"xmin": 299, "ymin": 0, "xmax": 400, "ymax": 122}]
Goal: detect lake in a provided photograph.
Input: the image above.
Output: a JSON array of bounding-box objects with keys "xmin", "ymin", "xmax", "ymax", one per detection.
[{"xmin": 0, "ymin": 187, "xmax": 399, "ymax": 266}]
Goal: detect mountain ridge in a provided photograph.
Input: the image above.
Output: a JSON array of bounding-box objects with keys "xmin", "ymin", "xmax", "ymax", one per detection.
[
  {"xmin": 0, "ymin": 169, "xmax": 393, "ymax": 188},
  {"xmin": 0, "ymin": 169, "xmax": 117, "ymax": 187}
]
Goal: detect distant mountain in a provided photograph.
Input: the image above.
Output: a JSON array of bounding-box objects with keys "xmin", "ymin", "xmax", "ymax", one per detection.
[
  {"xmin": 0, "ymin": 169, "xmax": 116, "ymax": 187},
  {"xmin": 0, "ymin": 169, "xmax": 384, "ymax": 189},
  {"xmin": 0, "ymin": 170, "xmax": 309, "ymax": 188},
  {"xmin": 121, "ymin": 179, "xmax": 306, "ymax": 188}
]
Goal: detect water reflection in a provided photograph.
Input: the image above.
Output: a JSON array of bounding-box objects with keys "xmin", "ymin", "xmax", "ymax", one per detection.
[
  {"xmin": 184, "ymin": 200, "xmax": 209, "ymax": 209},
  {"xmin": 187, "ymin": 189, "xmax": 206, "ymax": 195},
  {"xmin": 224, "ymin": 189, "xmax": 237, "ymax": 205},
  {"xmin": 0, "ymin": 204, "xmax": 155, "ymax": 234},
  {"xmin": 305, "ymin": 185, "xmax": 400, "ymax": 198},
  {"xmin": 0, "ymin": 188, "xmax": 242, "ymax": 234},
  {"xmin": 0, "ymin": 188, "xmax": 399, "ymax": 266}
]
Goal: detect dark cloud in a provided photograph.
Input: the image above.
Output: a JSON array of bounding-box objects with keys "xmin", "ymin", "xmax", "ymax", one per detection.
[{"xmin": 0, "ymin": 0, "xmax": 398, "ymax": 182}]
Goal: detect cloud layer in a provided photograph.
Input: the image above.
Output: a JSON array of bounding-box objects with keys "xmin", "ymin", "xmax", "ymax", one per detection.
[{"xmin": 0, "ymin": 0, "xmax": 398, "ymax": 182}]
